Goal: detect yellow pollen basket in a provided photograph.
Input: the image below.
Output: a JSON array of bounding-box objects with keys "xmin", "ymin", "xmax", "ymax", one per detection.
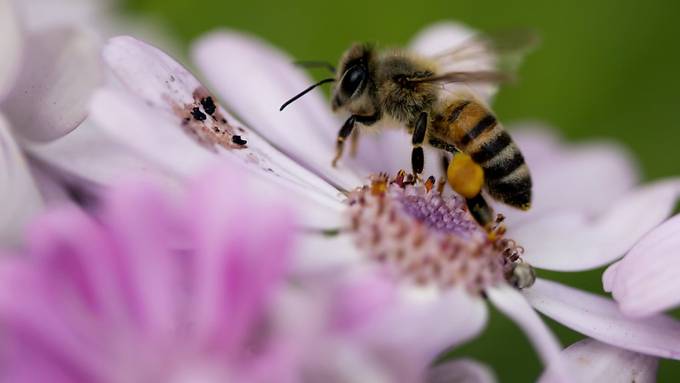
[{"xmin": 447, "ymin": 153, "xmax": 484, "ymax": 199}]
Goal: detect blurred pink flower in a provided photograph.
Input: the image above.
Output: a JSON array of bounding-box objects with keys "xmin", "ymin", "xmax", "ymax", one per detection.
[
  {"xmin": 25, "ymin": 21, "xmax": 680, "ymax": 380},
  {"xmin": 0, "ymin": 163, "xmax": 457, "ymax": 382},
  {"xmin": 0, "ymin": 164, "xmax": 299, "ymax": 382}
]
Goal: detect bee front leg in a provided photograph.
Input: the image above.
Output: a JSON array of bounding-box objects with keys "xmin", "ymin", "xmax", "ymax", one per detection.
[
  {"xmin": 332, "ymin": 116, "xmax": 356, "ymax": 167},
  {"xmin": 332, "ymin": 113, "xmax": 379, "ymax": 167},
  {"xmin": 410, "ymin": 112, "xmax": 428, "ymax": 177}
]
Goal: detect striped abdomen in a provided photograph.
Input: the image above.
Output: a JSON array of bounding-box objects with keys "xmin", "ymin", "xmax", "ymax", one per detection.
[{"xmin": 436, "ymin": 100, "xmax": 532, "ymax": 210}]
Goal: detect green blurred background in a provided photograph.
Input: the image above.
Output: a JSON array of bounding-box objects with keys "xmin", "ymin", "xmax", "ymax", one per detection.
[{"xmin": 123, "ymin": 0, "xmax": 680, "ymax": 380}]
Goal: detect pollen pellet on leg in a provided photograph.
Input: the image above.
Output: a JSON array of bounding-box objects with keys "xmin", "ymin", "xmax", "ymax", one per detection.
[{"xmin": 347, "ymin": 171, "xmax": 535, "ymax": 294}]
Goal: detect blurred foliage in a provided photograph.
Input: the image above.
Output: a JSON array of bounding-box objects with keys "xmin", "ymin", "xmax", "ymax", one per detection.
[{"xmin": 124, "ymin": 0, "xmax": 680, "ymax": 380}]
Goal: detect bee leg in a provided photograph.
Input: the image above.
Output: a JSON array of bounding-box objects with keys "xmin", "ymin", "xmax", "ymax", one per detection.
[
  {"xmin": 466, "ymin": 194, "xmax": 495, "ymax": 233},
  {"xmin": 410, "ymin": 112, "xmax": 428, "ymax": 177},
  {"xmin": 332, "ymin": 116, "xmax": 356, "ymax": 167},
  {"xmin": 446, "ymin": 151, "xmax": 495, "ymax": 232},
  {"xmin": 429, "ymin": 137, "xmax": 459, "ymax": 177},
  {"xmin": 333, "ymin": 114, "xmax": 379, "ymax": 167},
  {"xmin": 350, "ymin": 128, "xmax": 360, "ymax": 158}
]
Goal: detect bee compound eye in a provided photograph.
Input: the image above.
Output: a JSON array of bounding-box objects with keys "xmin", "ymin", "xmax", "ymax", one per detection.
[{"xmin": 341, "ymin": 65, "xmax": 366, "ymax": 97}]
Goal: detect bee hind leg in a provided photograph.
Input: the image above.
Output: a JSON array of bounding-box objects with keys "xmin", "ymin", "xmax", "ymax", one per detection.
[
  {"xmin": 445, "ymin": 151, "xmax": 496, "ymax": 233},
  {"xmin": 466, "ymin": 194, "xmax": 495, "ymax": 233}
]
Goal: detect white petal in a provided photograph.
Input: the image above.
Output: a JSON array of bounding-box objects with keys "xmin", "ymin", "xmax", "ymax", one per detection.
[
  {"xmin": 96, "ymin": 85, "xmax": 345, "ymax": 225},
  {"xmin": 487, "ymin": 284, "xmax": 570, "ymax": 382},
  {"xmin": 427, "ymin": 359, "xmax": 497, "ymax": 383},
  {"xmin": 409, "ymin": 22, "xmax": 498, "ymax": 104},
  {"xmin": 292, "ymin": 232, "xmax": 362, "ymax": 277},
  {"xmin": 501, "ymin": 125, "xmax": 639, "ymax": 225},
  {"xmin": 0, "ymin": 114, "xmax": 43, "ymax": 246},
  {"xmin": 102, "ymin": 35, "xmax": 345, "ymax": 198},
  {"xmin": 2, "ymin": 27, "xmax": 103, "ymax": 141},
  {"xmin": 514, "ymin": 179, "xmax": 680, "ymax": 271},
  {"xmin": 602, "ymin": 260, "xmax": 621, "ymax": 293},
  {"xmin": 539, "ymin": 339, "xmax": 657, "ymax": 383},
  {"xmin": 0, "ymin": 0, "xmax": 23, "ymax": 101},
  {"xmin": 524, "ymin": 278, "xmax": 680, "ymax": 359},
  {"xmin": 191, "ymin": 31, "xmax": 366, "ymax": 191},
  {"xmin": 13, "ymin": 0, "xmax": 111, "ymax": 32},
  {"xmin": 607, "ymin": 214, "xmax": 680, "ymax": 317},
  {"xmin": 367, "ymin": 286, "xmax": 488, "ymax": 359}
]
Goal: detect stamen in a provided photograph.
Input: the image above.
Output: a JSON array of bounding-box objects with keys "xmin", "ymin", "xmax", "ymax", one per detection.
[{"xmin": 346, "ymin": 171, "xmax": 534, "ymax": 294}]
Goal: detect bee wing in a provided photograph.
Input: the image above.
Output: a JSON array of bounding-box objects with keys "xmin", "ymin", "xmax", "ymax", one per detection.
[
  {"xmin": 410, "ymin": 23, "xmax": 538, "ymax": 102},
  {"xmin": 409, "ymin": 70, "xmax": 514, "ymax": 85}
]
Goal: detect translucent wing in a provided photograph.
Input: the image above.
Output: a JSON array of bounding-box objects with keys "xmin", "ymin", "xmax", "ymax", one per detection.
[
  {"xmin": 410, "ymin": 23, "xmax": 539, "ymax": 103},
  {"xmin": 432, "ymin": 28, "xmax": 539, "ymax": 74}
]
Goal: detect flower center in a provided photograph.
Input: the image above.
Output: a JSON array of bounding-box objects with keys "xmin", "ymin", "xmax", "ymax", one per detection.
[{"xmin": 346, "ymin": 172, "xmax": 533, "ymax": 294}]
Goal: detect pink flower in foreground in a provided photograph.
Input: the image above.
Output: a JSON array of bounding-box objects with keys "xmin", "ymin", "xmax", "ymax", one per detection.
[
  {"xmin": 0, "ymin": 165, "xmax": 299, "ymax": 382},
  {"xmin": 0, "ymin": 163, "xmax": 455, "ymax": 382},
  {"xmin": 27, "ymin": 21, "xmax": 680, "ymax": 380}
]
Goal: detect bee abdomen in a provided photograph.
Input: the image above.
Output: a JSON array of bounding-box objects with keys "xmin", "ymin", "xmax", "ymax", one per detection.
[{"xmin": 447, "ymin": 101, "xmax": 532, "ymax": 210}]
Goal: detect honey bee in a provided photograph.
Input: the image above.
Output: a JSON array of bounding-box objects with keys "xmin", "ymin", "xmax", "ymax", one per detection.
[{"xmin": 280, "ymin": 30, "xmax": 537, "ymax": 231}]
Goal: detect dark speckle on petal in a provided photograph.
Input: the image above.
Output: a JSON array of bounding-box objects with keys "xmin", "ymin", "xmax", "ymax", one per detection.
[
  {"xmin": 232, "ymin": 135, "xmax": 247, "ymax": 145},
  {"xmin": 191, "ymin": 107, "xmax": 207, "ymax": 121},
  {"xmin": 200, "ymin": 97, "xmax": 217, "ymax": 116}
]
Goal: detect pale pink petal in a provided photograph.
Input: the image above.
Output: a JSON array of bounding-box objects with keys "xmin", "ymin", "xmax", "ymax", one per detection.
[
  {"xmin": 427, "ymin": 359, "xmax": 496, "ymax": 383},
  {"xmin": 2, "ymin": 27, "xmax": 103, "ymax": 141},
  {"xmin": 0, "ymin": 0, "xmax": 23, "ymax": 101},
  {"xmin": 101, "ymin": 36, "xmax": 345, "ymax": 205},
  {"xmin": 514, "ymin": 179, "xmax": 680, "ymax": 271},
  {"xmin": 0, "ymin": 115, "xmax": 43, "ymax": 247},
  {"xmin": 606, "ymin": 214, "xmax": 680, "ymax": 317},
  {"xmin": 487, "ymin": 284, "xmax": 570, "ymax": 382},
  {"xmin": 539, "ymin": 339, "xmax": 657, "ymax": 383},
  {"xmin": 501, "ymin": 125, "xmax": 639, "ymax": 225},
  {"xmin": 525, "ymin": 278, "xmax": 680, "ymax": 359},
  {"xmin": 602, "ymin": 260, "xmax": 621, "ymax": 293},
  {"xmin": 191, "ymin": 31, "xmax": 367, "ymax": 191},
  {"xmin": 365, "ymin": 286, "xmax": 488, "ymax": 359},
  {"xmin": 409, "ymin": 22, "xmax": 498, "ymax": 103},
  {"xmin": 14, "ymin": 0, "xmax": 113, "ymax": 32},
  {"xmin": 292, "ymin": 232, "xmax": 363, "ymax": 277}
]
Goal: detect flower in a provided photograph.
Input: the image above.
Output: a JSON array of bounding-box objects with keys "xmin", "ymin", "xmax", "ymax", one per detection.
[
  {"xmin": 603, "ymin": 213, "xmax": 680, "ymax": 318},
  {"xmin": 0, "ymin": 163, "xmax": 460, "ymax": 382},
  {"xmin": 26, "ymin": 21, "xmax": 680, "ymax": 377}
]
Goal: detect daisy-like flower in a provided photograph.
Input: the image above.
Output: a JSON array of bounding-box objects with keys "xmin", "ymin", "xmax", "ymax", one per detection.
[
  {"xmin": 26, "ymin": 21, "xmax": 680, "ymax": 379},
  {"xmin": 0, "ymin": 163, "xmax": 455, "ymax": 383}
]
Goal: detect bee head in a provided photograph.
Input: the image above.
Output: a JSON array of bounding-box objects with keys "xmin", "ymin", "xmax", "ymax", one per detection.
[{"xmin": 331, "ymin": 43, "xmax": 374, "ymax": 112}]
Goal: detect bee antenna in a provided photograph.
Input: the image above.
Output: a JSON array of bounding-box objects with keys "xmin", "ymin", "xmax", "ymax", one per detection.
[
  {"xmin": 279, "ymin": 78, "xmax": 335, "ymax": 111},
  {"xmin": 294, "ymin": 60, "xmax": 336, "ymax": 74}
]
